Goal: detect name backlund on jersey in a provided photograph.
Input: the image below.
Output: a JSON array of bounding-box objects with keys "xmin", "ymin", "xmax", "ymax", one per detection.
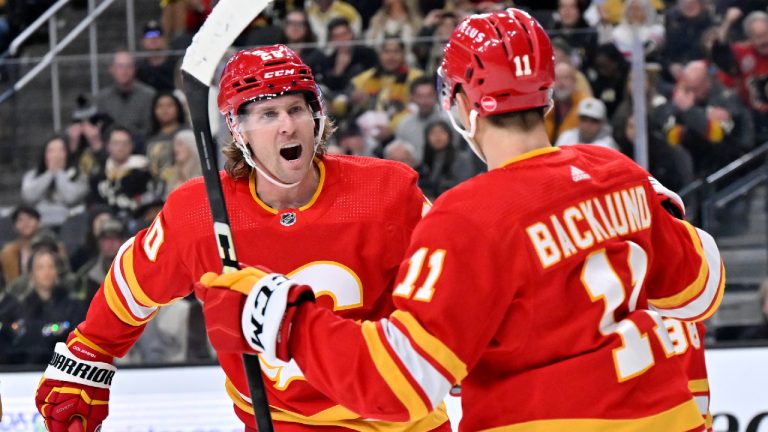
[{"xmin": 526, "ymin": 184, "xmax": 651, "ymax": 268}]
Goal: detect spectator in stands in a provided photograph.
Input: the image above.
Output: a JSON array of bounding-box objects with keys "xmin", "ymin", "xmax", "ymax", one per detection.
[
  {"xmin": 235, "ymin": 12, "xmax": 283, "ymax": 48},
  {"xmin": 546, "ymin": 62, "xmax": 590, "ymax": 142},
  {"xmin": 395, "ymin": 75, "xmax": 450, "ymax": 163},
  {"xmin": 336, "ymin": 124, "xmax": 373, "ymax": 156},
  {"xmin": 349, "ymin": 37, "xmax": 424, "ymax": 131},
  {"xmin": 552, "ymin": 38, "xmax": 593, "ymax": 97},
  {"xmin": 146, "ymin": 92, "xmax": 186, "ymax": 180},
  {"xmin": 160, "ymin": 0, "xmax": 211, "ymax": 42},
  {"xmin": 0, "ymin": 0, "xmax": 11, "ymax": 54},
  {"xmin": 0, "ymin": 267, "xmax": 22, "ymax": 364},
  {"xmin": 712, "ymin": 9, "xmax": 768, "ymax": 143},
  {"xmin": 610, "ymin": 0, "xmax": 665, "ymax": 60},
  {"xmin": 382, "ymin": 138, "xmax": 419, "ymax": 167},
  {"xmin": 307, "ymin": 0, "xmax": 363, "ymax": 46},
  {"xmin": 657, "ymin": 60, "xmax": 754, "ymax": 177},
  {"xmin": 619, "ymin": 115, "xmax": 694, "ymax": 193},
  {"xmin": 280, "ymin": 9, "xmax": 327, "ymax": 75},
  {"xmin": 366, "ymin": 0, "xmax": 422, "ymax": 47},
  {"xmin": 413, "ymin": 8, "xmax": 458, "ymax": 72},
  {"xmin": 87, "ymin": 126, "xmax": 153, "ymax": 220},
  {"xmin": 0, "ymin": 205, "xmax": 41, "ymax": 285},
  {"xmin": 660, "ymin": 0, "xmax": 713, "ymax": 81},
  {"xmin": 6, "ymin": 228, "xmax": 71, "ymax": 302},
  {"xmin": 67, "ymin": 100, "xmax": 112, "ymax": 181},
  {"xmin": 741, "ymin": 278, "xmax": 768, "ymax": 340},
  {"xmin": 417, "ymin": 120, "xmax": 475, "ymax": 200},
  {"xmin": 136, "ymin": 20, "xmax": 177, "ymax": 92},
  {"xmin": 611, "ymin": 64, "xmax": 668, "ymax": 152},
  {"xmin": 159, "ymin": 128, "xmax": 201, "ymax": 197},
  {"xmin": 13, "ymin": 248, "xmax": 84, "ymax": 364},
  {"xmin": 586, "ymin": 43, "xmax": 628, "ymax": 119},
  {"xmin": 551, "ymin": 0, "xmax": 598, "ymax": 70},
  {"xmin": 71, "ymin": 216, "xmax": 125, "ymax": 304},
  {"xmin": 95, "ymin": 50, "xmax": 156, "ymax": 148},
  {"xmin": 68, "ymin": 204, "xmax": 115, "ymax": 273},
  {"xmin": 555, "ymin": 97, "xmax": 619, "ymax": 150},
  {"xmin": 321, "ymin": 17, "xmax": 378, "ymax": 103},
  {"xmin": 20, "ymin": 134, "xmax": 88, "ymax": 229}
]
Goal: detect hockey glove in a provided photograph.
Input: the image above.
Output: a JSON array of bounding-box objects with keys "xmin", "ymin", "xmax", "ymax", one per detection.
[
  {"xmin": 196, "ymin": 267, "xmax": 315, "ymax": 361},
  {"xmin": 36, "ymin": 338, "xmax": 114, "ymax": 432},
  {"xmin": 649, "ymin": 176, "xmax": 685, "ymax": 219}
]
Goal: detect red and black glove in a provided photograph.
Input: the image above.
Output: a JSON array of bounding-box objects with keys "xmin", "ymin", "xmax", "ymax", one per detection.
[
  {"xmin": 35, "ymin": 337, "xmax": 114, "ymax": 432},
  {"xmin": 195, "ymin": 267, "xmax": 315, "ymax": 361}
]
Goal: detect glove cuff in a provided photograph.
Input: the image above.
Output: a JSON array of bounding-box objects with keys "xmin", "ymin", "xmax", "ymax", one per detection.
[{"xmin": 44, "ymin": 343, "xmax": 116, "ymax": 389}]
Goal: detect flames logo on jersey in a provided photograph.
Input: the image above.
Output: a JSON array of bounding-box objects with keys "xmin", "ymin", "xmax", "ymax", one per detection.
[{"xmin": 260, "ymin": 262, "xmax": 363, "ymax": 389}]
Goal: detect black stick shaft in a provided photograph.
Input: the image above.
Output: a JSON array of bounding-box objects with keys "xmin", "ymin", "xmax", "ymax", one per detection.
[{"xmin": 182, "ymin": 71, "xmax": 274, "ymax": 432}]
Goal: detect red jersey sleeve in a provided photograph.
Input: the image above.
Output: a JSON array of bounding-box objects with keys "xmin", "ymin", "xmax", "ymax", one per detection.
[{"xmin": 72, "ymin": 183, "xmax": 211, "ymax": 357}]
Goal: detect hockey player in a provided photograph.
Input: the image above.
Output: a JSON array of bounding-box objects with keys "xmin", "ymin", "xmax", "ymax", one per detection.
[
  {"xmin": 195, "ymin": 9, "xmax": 725, "ymax": 432},
  {"xmin": 34, "ymin": 44, "xmax": 450, "ymax": 432}
]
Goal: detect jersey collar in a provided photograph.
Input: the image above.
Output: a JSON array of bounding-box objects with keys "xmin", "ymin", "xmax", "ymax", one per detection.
[
  {"xmin": 499, "ymin": 146, "xmax": 560, "ymax": 169},
  {"xmin": 248, "ymin": 158, "xmax": 326, "ymax": 214}
]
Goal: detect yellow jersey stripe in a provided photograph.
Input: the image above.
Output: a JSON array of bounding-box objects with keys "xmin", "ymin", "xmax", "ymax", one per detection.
[
  {"xmin": 104, "ymin": 269, "xmax": 155, "ymax": 327},
  {"xmin": 224, "ymin": 378, "xmax": 448, "ymax": 432},
  {"xmin": 361, "ymin": 320, "xmax": 429, "ymax": 421},
  {"xmin": 482, "ymin": 399, "xmax": 704, "ymax": 432},
  {"xmin": 122, "ymin": 241, "xmax": 178, "ymax": 307},
  {"xmin": 649, "ymin": 222, "xmax": 707, "ymax": 308},
  {"xmin": 68, "ymin": 329, "xmax": 114, "ymax": 357},
  {"xmin": 688, "ymin": 378, "xmax": 709, "ymax": 394},
  {"xmin": 691, "ymin": 262, "xmax": 726, "ymax": 321},
  {"xmin": 391, "ymin": 310, "xmax": 468, "ymax": 383}
]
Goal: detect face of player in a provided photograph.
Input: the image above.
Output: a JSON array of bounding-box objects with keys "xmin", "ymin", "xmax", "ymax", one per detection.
[{"xmin": 238, "ymin": 94, "xmax": 317, "ymax": 184}]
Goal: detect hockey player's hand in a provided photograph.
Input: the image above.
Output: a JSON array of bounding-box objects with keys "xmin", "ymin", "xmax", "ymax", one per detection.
[
  {"xmin": 36, "ymin": 339, "xmax": 114, "ymax": 432},
  {"xmin": 649, "ymin": 177, "xmax": 685, "ymax": 219},
  {"xmin": 196, "ymin": 267, "xmax": 315, "ymax": 361}
]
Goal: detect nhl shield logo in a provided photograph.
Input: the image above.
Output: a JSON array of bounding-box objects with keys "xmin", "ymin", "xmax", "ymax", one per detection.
[{"xmin": 280, "ymin": 212, "xmax": 297, "ymax": 227}]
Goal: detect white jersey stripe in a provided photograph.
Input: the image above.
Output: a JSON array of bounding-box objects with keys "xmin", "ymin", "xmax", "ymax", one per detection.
[
  {"xmin": 651, "ymin": 227, "xmax": 722, "ymax": 319},
  {"xmin": 380, "ymin": 319, "xmax": 452, "ymax": 410},
  {"xmin": 114, "ymin": 237, "xmax": 157, "ymax": 319}
]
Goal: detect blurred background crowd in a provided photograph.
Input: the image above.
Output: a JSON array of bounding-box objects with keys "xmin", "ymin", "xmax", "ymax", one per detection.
[{"xmin": 0, "ymin": 0, "xmax": 767, "ymax": 368}]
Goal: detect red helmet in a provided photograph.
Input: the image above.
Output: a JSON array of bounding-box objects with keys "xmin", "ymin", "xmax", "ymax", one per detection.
[
  {"xmin": 438, "ymin": 9, "xmax": 554, "ymax": 117},
  {"xmin": 217, "ymin": 44, "xmax": 323, "ymax": 117}
]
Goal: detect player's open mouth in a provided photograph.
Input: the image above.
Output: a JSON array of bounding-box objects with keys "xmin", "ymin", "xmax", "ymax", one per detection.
[{"xmin": 280, "ymin": 144, "xmax": 302, "ymax": 161}]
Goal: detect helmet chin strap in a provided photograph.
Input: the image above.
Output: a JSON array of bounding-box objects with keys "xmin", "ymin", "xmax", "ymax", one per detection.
[{"xmin": 447, "ymin": 108, "xmax": 485, "ymax": 164}]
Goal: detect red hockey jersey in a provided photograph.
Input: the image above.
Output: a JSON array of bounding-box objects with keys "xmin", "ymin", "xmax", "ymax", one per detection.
[
  {"xmin": 289, "ymin": 145, "xmax": 725, "ymax": 431},
  {"xmin": 70, "ymin": 155, "xmax": 449, "ymax": 431}
]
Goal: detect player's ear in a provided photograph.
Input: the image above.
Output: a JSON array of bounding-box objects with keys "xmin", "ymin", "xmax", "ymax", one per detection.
[{"xmin": 455, "ymin": 91, "xmax": 472, "ymax": 128}]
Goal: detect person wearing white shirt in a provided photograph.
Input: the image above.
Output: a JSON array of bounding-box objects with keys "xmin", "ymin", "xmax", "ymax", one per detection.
[{"xmin": 555, "ymin": 97, "xmax": 619, "ymax": 150}]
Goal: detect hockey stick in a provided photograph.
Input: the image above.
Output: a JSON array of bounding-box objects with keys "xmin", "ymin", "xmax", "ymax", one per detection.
[{"xmin": 180, "ymin": 1, "xmax": 274, "ymax": 431}]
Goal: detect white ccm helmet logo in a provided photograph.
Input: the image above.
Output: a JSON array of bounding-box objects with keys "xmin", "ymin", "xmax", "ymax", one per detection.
[{"xmin": 264, "ymin": 69, "xmax": 296, "ymax": 78}]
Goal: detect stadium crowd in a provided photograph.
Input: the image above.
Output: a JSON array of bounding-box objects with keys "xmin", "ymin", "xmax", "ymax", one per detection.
[{"xmin": 1, "ymin": 0, "xmax": 767, "ymax": 367}]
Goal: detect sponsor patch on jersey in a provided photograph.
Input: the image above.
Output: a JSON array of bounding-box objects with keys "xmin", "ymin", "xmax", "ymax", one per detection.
[{"xmin": 280, "ymin": 212, "xmax": 297, "ymax": 227}]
